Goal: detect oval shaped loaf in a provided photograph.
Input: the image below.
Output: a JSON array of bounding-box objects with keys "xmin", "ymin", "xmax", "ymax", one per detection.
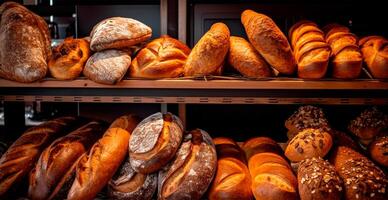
[
  {"xmin": 83, "ymin": 49, "xmax": 131, "ymax": 85},
  {"xmin": 0, "ymin": 2, "xmax": 51, "ymax": 82},
  {"xmin": 90, "ymin": 17, "xmax": 152, "ymax": 52},
  {"xmin": 241, "ymin": 9, "xmax": 296, "ymax": 75},
  {"xmin": 369, "ymin": 136, "xmax": 388, "ymax": 167},
  {"xmin": 359, "ymin": 36, "xmax": 388, "ymax": 79},
  {"xmin": 184, "ymin": 22, "xmax": 230, "ymax": 76},
  {"xmin": 158, "ymin": 129, "xmax": 217, "ymax": 200},
  {"xmin": 228, "ymin": 36, "xmax": 271, "ymax": 78},
  {"xmin": 130, "ymin": 35, "xmax": 191, "ymax": 78},
  {"xmin": 129, "ymin": 112, "xmax": 183, "ymax": 174}
]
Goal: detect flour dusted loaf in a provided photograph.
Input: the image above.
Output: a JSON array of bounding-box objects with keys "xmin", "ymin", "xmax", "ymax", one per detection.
[
  {"xmin": 298, "ymin": 157, "xmax": 343, "ymax": 200},
  {"xmin": 158, "ymin": 129, "xmax": 217, "ymax": 200},
  {"xmin": 130, "ymin": 35, "xmax": 191, "ymax": 78},
  {"xmin": 83, "ymin": 49, "xmax": 131, "ymax": 84},
  {"xmin": 90, "ymin": 17, "xmax": 152, "ymax": 52},
  {"xmin": 129, "ymin": 112, "xmax": 183, "ymax": 174},
  {"xmin": 0, "ymin": 2, "xmax": 51, "ymax": 82},
  {"xmin": 49, "ymin": 37, "xmax": 91, "ymax": 80},
  {"xmin": 208, "ymin": 137, "xmax": 253, "ymax": 200},
  {"xmin": 0, "ymin": 117, "xmax": 78, "ymax": 196},
  {"xmin": 228, "ymin": 36, "xmax": 272, "ymax": 78},
  {"xmin": 184, "ymin": 23, "xmax": 230, "ymax": 76},
  {"xmin": 241, "ymin": 10, "xmax": 296, "ymax": 75}
]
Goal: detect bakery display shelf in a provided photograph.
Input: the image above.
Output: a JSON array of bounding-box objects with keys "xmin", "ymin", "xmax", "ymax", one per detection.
[{"xmin": 1, "ymin": 78, "xmax": 387, "ymax": 104}]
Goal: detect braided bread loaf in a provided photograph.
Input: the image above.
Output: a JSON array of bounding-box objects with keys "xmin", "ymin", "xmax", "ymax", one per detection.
[
  {"xmin": 289, "ymin": 21, "xmax": 330, "ymax": 78},
  {"xmin": 324, "ymin": 24, "xmax": 362, "ymax": 79},
  {"xmin": 130, "ymin": 35, "xmax": 191, "ymax": 78}
]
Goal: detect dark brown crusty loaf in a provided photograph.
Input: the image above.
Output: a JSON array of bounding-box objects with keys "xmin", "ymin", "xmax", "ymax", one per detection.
[
  {"xmin": 298, "ymin": 157, "xmax": 343, "ymax": 200},
  {"xmin": 130, "ymin": 35, "xmax": 191, "ymax": 78},
  {"xmin": 90, "ymin": 17, "xmax": 152, "ymax": 52},
  {"xmin": 289, "ymin": 20, "xmax": 330, "ymax": 79},
  {"xmin": 158, "ymin": 129, "xmax": 217, "ymax": 200},
  {"xmin": 228, "ymin": 36, "xmax": 271, "ymax": 78},
  {"xmin": 184, "ymin": 22, "xmax": 230, "ymax": 76},
  {"xmin": 331, "ymin": 146, "xmax": 388, "ymax": 200},
  {"xmin": 28, "ymin": 121, "xmax": 106, "ymax": 200},
  {"xmin": 242, "ymin": 137, "xmax": 298, "ymax": 200},
  {"xmin": 348, "ymin": 107, "xmax": 388, "ymax": 145},
  {"xmin": 323, "ymin": 24, "xmax": 362, "ymax": 79},
  {"xmin": 0, "ymin": 2, "xmax": 51, "ymax": 82},
  {"xmin": 285, "ymin": 105, "xmax": 331, "ymax": 140},
  {"xmin": 129, "ymin": 112, "xmax": 183, "ymax": 174},
  {"xmin": 359, "ymin": 36, "xmax": 388, "ymax": 79},
  {"xmin": 241, "ymin": 10, "xmax": 296, "ymax": 75},
  {"xmin": 285, "ymin": 128, "xmax": 333, "ymax": 162},
  {"xmin": 107, "ymin": 156, "xmax": 157, "ymax": 200},
  {"xmin": 0, "ymin": 117, "xmax": 77, "ymax": 196},
  {"xmin": 208, "ymin": 137, "xmax": 253, "ymax": 200},
  {"xmin": 66, "ymin": 115, "xmax": 139, "ymax": 200}
]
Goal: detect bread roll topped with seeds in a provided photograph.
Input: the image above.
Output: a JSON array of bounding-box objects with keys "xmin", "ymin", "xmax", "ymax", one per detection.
[
  {"xmin": 285, "ymin": 128, "xmax": 333, "ymax": 162},
  {"xmin": 285, "ymin": 106, "xmax": 331, "ymax": 140},
  {"xmin": 298, "ymin": 157, "xmax": 343, "ymax": 200}
]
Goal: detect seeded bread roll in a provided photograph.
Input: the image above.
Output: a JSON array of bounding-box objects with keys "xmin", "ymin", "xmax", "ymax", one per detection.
[
  {"xmin": 285, "ymin": 128, "xmax": 333, "ymax": 162},
  {"xmin": 348, "ymin": 107, "xmax": 388, "ymax": 146},
  {"xmin": 298, "ymin": 157, "xmax": 343, "ymax": 200},
  {"xmin": 285, "ymin": 105, "xmax": 331, "ymax": 140},
  {"xmin": 331, "ymin": 146, "xmax": 388, "ymax": 200},
  {"xmin": 331, "ymin": 130, "xmax": 362, "ymax": 152},
  {"xmin": 369, "ymin": 136, "xmax": 388, "ymax": 167}
]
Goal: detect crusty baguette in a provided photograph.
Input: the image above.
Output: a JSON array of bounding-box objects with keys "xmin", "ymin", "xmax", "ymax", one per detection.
[
  {"xmin": 184, "ymin": 23, "xmax": 230, "ymax": 76},
  {"xmin": 241, "ymin": 10, "xmax": 296, "ymax": 75},
  {"xmin": 0, "ymin": 117, "xmax": 78, "ymax": 196}
]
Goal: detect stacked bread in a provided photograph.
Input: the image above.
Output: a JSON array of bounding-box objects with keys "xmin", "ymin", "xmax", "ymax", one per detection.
[
  {"xmin": 359, "ymin": 36, "xmax": 388, "ymax": 79},
  {"xmin": 323, "ymin": 24, "xmax": 362, "ymax": 79},
  {"xmin": 289, "ymin": 21, "xmax": 330, "ymax": 78},
  {"xmin": 242, "ymin": 137, "xmax": 298, "ymax": 200}
]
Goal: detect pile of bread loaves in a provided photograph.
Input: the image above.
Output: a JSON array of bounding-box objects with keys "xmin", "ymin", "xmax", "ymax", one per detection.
[
  {"xmin": 1, "ymin": 2, "xmax": 388, "ymax": 84},
  {"xmin": 0, "ymin": 106, "xmax": 387, "ymax": 200}
]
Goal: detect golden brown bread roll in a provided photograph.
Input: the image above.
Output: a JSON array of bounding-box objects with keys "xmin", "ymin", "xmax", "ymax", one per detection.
[
  {"xmin": 298, "ymin": 157, "xmax": 343, "ymax": 200},
  {"xmin": 184, "ymin": 22, "xmax": 230, "ymax": 76},
  {"xmin": 208, "ymin": 137, "xmax": 253, "ymax": 200},
  {"xmin": 359, "ymin": 36, "xmax": 388, "ymax": 79},
  {"xmin": 289, "ymin": 21, "xmax": 330, "ymax": 78},
  {"xmin": 48, "ymin": 38, "xmax": 91, "ymax": 80},
  {"xmin": 241, "ymin": 10, "xmax": 296, "ymax": 75},
  {"xmin": 66, "ymin": 116, "xmax": 139, "ymax": 200},
  {"xmin": 0, "ymin": 117, "xmax": 77, "ymax": 197},
  {"xmin": 285, "ymin": 105, "xmax": 331, "ymax": 140},
  {"xmin": 348, "ymin": 107, "xmax": 388, "ymax": 146},
  {"xmin": 324, "ymin": 24, "xmax": 362, "ymax": 79},
  {"xmin": 331, "ymin": 146, "xmax": 388, "ymax": 200},
  {"xmin": 242, "ymin": 137, "xmax": 298, "ymax": 200},
  {"xmin": 129, "ymin": 112, "xmax": 183, "ymax": 174},
  {"xmin": 0, "ymin": 2, "xmax": 51, "ymax": 82},
  {"xmin": 90, "ymin": 17, "xmax": 152, "ymax": 52},
  {"xmin": 227, "ymin": 36, "xmax": 271, "ymax": 78},
  {"xmin": 83, "ymin": 49, "xmax": 131, "ymax": 85},
  {"xmin": 130, "ymin": 35, "xmax": 191, "ymax": 78},
  {"xmin": 285, "ymin": 128, "xmax": 333, "ymax": 162},
  {"xmin": 158, "ymin": 129, "xmax": 217, "ymax": 200},
  {"xmin": 369, "ymin": 135, "xmax": 388, "ymax": 167},
  {"xmin": 28, "ymin": 121, "xmax": 106, "ymax": 200},
  {"xmin": 107, "ymin": 156, "xmax": 157, "ymax": 200}
]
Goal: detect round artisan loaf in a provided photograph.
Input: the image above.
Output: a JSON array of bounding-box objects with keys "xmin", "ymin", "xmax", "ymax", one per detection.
[
  {"xmin": 129, "ymin": 112, "xmax": 183, "ymax": 174},
  {"xmin": 130, "ymin": 35, "xmax": 191, "ymax": 78},
  {"xmin": 298, "ymin": 157, "xmax": 343, "ymax": 200},
  {"xmin": 285, "ymin": 128, "xmax": 333, "ymax": 162},
  {"xmin": 158, "ymin": 129, "xmax": 217, "ymax": 200},
  {"xmin": 90, "ymin": 17, "xmax": 152, "ymax": 52},
  {"xmin": 49, "ymin": 37, "xmax": 91, "ymax": 80},
  {"xmin": 83, "ymin": 49, "xmax": 131, "ymax": 84}
]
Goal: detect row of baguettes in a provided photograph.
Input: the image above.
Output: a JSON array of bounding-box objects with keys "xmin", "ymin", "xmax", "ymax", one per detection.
[{"xmin": 1, "ymin": 2, "xmax": 387, "ymax": 84}]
